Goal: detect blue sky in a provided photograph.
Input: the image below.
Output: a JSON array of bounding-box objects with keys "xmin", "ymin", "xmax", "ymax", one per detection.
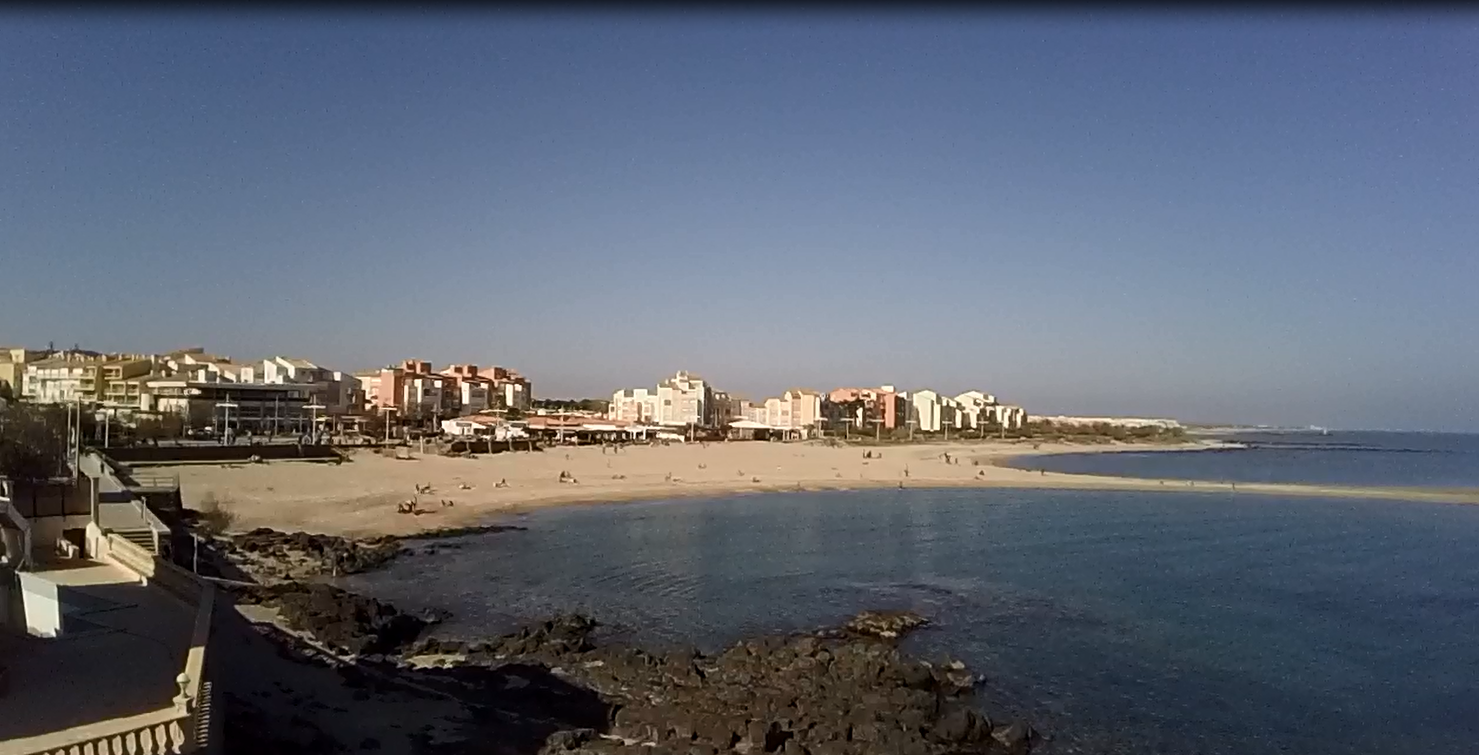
[{"xmin": 2, "ymin": 12, "xmax": 1476, "ymax": 430}]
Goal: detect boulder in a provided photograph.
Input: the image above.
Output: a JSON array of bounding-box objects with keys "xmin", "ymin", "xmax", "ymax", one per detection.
[{"xmin": 991, "ymin": 720, "xmax": 1034, "ymax": 752}]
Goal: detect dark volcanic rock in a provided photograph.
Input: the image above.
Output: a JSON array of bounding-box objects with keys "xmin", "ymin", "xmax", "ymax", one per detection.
[
  {"xmin": 242, "ymin": 582, "xmax": 428, "ymax": 656},
  {"xmin": 252, "ymin": 595, "xmax": 1034, "ymax": 755},
  {"xmin": 461, "ymin": 610, "xmax": 1028, "ymax": 755},
  {"xmin": 228, "ymin": 527, "xmax": 405, "ymax": 578},
  {"xmin": 992, "ymin": 720, "xmax": 1035, "ymax": 753},
  {"xmin": 842, "ymin": 609, "xmax": 930, "ymax": 640}
]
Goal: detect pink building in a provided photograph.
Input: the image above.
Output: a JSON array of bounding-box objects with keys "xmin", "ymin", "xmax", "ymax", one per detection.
[{"xmin": 826, "ymin": 386, "xmax": 907, "ymax": 430}]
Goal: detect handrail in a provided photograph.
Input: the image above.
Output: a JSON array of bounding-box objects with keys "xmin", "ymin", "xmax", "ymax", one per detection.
[
  {"xmin": 0, "ymin": 706, "xmax": 191, "ymax": 755},
  {"xmin": 128, "ymin": 474, "xmax": 181, "ymax": 491},
  {"xmin": 180, "ymin": 584, "xmax": 214, "ymax": 707}
]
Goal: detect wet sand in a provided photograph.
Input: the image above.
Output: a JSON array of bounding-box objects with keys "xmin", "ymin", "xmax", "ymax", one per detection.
[{"xmin": 167, "ymin": 439, "xmax": 1479, "ymax": 538}]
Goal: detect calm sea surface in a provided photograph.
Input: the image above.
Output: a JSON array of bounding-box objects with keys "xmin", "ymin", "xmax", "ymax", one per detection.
[
  {"xmin": 346, "ymin": 475, "xmax": 1479, "ymax": 754},
  {"xmin": 1008, "ymin": 431, "xmax": 1479, "ymax": 489}
]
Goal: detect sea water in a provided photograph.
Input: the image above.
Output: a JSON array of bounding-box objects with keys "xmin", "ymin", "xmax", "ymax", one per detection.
[
  {"xmin": 345, "ymin": 481, "xmax": 1479, "ymax": 755},
  {"xmin": 1008, "ymin": 430, "xmax": 1479, "ymax": 489}
]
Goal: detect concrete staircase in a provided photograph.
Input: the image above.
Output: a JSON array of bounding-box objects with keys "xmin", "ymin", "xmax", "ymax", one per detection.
[{"xmin": 113, "ymin": 528, "xmax": 158, "ymax": 555}]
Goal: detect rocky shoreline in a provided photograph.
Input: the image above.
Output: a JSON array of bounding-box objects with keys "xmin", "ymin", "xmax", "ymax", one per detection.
[
  {"xmin": 204, "ymin": 523, "xmax": 528, "ymax": 583},
  {"xmin": 202, "ymin": 524, "xmax": 1041, "ymax": 755}
]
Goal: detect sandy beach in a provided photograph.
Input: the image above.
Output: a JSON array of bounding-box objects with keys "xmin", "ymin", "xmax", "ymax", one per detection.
[{"xmin": 162, "ymin": 438, "xmax": 1479, "ymax": 538}]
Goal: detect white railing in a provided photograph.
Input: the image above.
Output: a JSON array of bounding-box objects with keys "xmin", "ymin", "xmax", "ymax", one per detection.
[
  {"xmin": 0, "ymin": 708, "xmax": 193, "ymax": 755},
  {"xmin": 0, "ymin": 581, "xmax": 213, "ymax": 755},
  {"xmin": 6, "ymin": 537, "xmax": 220, "ymax": 755}
]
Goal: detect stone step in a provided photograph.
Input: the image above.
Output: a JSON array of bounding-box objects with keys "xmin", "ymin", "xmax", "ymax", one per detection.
[{"xmin": 114, "ymin": 528, "xmax": 157, "ymax": 555}]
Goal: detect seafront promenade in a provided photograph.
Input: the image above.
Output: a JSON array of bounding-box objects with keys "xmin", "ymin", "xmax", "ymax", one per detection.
[{"xmin": 163, "ymin": 439, "xmax": 1479, "ymax": 538}]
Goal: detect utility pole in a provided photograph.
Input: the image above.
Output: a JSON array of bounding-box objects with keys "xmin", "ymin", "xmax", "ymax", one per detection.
[{"xmin": 73, "ymin": 397, "xmax": 82, "ymax": 483}]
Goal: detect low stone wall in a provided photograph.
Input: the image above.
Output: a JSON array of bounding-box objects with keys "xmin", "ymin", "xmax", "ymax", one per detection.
[{"xmin": 102, "ymin": 445, "xmax": 341, "ymax": 466}]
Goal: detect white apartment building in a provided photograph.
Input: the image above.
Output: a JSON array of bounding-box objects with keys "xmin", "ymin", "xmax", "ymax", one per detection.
[
  {"xmin": 953, "ymin": 391, "xmax": 998, "ymax": 429},
  {"xmin": 908, "ymin": 389, "xmax": 959, "ymax": 433},
  {"xmin": 657, "ymin": 370, "xmax": 712, "ymax": 427},
  {"xmin": 610, "ymin": 387, "xmax": 660, "ymax": 423},
  {"xmin": 22, "ymin": 360, "xmax": 92, "ymax": 403},
  {"xmin": 759, "ymin": 389, "xmax": 823, "ymax": 433},
  {"xmin": 246, "ymin": 356, "xmax": 358, "ymax": 415}
]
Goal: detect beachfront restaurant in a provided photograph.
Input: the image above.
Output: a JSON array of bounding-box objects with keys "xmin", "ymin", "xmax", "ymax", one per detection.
[
  {"xmin": 523, "ymin": 416, "xmax": 656, "ymax": 444},
  {"xmin": 725, "ymin": 419, "xmax": 797, "ymax": 441}
]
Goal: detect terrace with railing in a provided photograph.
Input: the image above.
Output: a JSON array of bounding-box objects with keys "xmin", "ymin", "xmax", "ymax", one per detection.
[{"xmin": 0, "ymin": 459, "xmax": 218, "ymax": 755}]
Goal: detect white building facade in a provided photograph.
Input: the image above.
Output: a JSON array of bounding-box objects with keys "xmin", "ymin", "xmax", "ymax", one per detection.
[
  {"xmin": 656, "ymin": 371, "xmax": 712, "ymax": 427},
  {"xmin": 610, "ymin": 388, "xmax": 660, "ymax": 423}
]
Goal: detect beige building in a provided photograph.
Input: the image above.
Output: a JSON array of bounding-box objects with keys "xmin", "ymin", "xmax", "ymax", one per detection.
[
  {"xmin": 22, "ymin": 357, "xmax": 153, "ymax": 406},
  {"xmin": 0, "ymin": 348, "xmax": 48, "ymax": 399},
  {"xmin": 609, "ymin": 387, "xmax": 660, "ymax": 423},
  {"xmin": 98, "ymin": 360, "xmax": 159, "ymax": 411}
]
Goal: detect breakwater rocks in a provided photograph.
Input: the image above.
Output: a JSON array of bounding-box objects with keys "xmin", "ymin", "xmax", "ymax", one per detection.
[{"xmin": 404, "ymin": 612, "xmax": 1036, "ymax": 755}]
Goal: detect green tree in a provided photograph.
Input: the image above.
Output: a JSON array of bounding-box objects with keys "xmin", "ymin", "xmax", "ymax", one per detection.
[{"xmin": 0, "ymin": 404, "xmax": 70, "ymax": 481}]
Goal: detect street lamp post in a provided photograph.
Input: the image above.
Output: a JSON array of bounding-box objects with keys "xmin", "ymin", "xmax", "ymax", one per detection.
[
  {"xmin": 380, "ymin": 406, "xmax": 398, "ymax": 444},
  {"xmin": 216, "ymin": 396, "xmax": 239, "ymax": 446},
  {"xmin": 305, "ymin": 401, "xmax": 326, "ymax": 443}
]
